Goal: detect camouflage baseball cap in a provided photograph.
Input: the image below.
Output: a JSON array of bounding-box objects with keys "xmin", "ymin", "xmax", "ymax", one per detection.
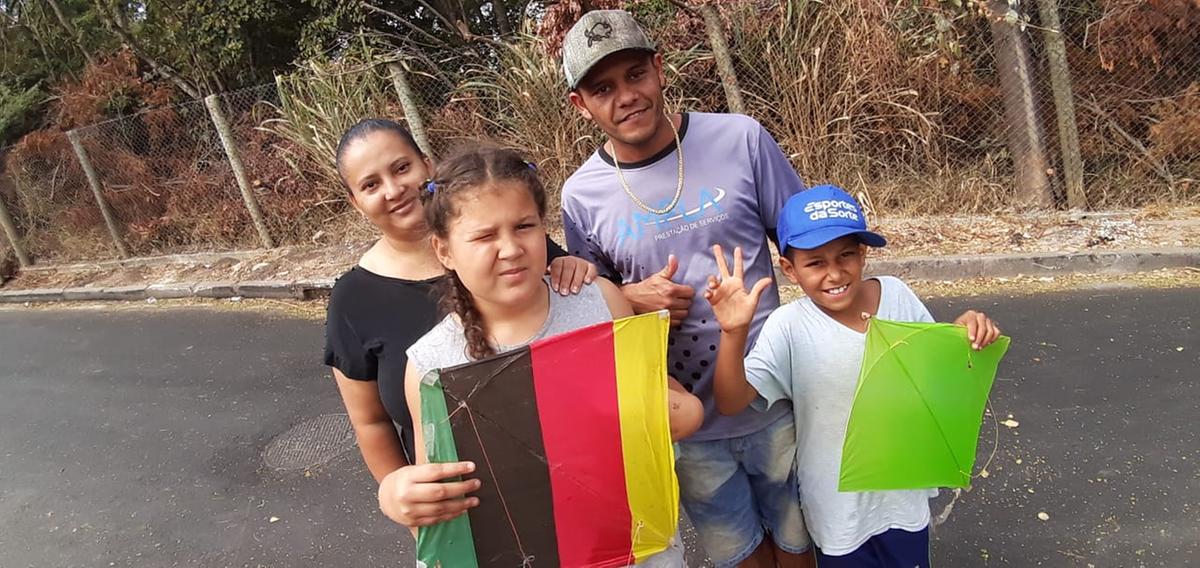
[{"xmin": 562, "ymin": 10, "xmax": 657, "ymax": 90}]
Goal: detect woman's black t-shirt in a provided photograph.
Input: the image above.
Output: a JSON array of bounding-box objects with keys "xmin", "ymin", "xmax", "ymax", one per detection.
[{"xmin": 323, "ymin": 238, "xmax": 566, "ymax": 463}]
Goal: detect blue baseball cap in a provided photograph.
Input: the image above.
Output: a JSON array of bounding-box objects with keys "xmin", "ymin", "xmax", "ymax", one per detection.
[{"xmin": 776, "ymin": 185, "xmax": 886, "ymax": 251}]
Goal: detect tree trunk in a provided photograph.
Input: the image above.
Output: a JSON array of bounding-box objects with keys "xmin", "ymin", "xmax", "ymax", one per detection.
[
  {"xmin": 388, "ymin": 62, "xmax": 434, "ymax": 158},
  {"xmin": 988, "ymin": 0, "xmax": 1053, "ymax": 209},
  {"xmin": 699, "ymin": 5, "xmax": 745, "ymax": 114},
  {"xmin": 1035, "ymin": 0, "xmax": 1087, "ymax": 209},
  {"xmin": 45, "ymin": 0, "xmax": 97, "ymax": 66},
  {"xmin": 493, "ymin": 0, "xmax": 513, "ymax": 36}
]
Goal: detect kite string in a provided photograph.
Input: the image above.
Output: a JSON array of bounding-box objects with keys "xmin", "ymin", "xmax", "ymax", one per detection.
[
  {"xmin": 969, "ymin": 395, "xmax": 1000, "ymax": 479},
  {"xmin": 463, "ymin": 403, "xmax": 532, "ymax": 565},
  {"xmin": 626, "ymin": 520, "xmax": 645, "ymax": 566}
]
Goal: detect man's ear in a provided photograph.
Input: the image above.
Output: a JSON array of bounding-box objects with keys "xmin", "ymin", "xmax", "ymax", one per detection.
[
  {"xmin": 652, "ymin": 52, "xmax": 666, "ymax": 87},
  {"xmin": 568, "ymin": 90, "xmax": 594, "ymax": 121},
  {"xmin": 778, "ymin": 253, "xmax": 801, "ymax": 286},
  {"xmin": 431, "ymin": 234, "xmax": 454, "ymax": 272}
]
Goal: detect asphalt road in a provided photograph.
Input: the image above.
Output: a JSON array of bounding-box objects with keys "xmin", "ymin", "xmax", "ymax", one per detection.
[{"xmin": 0, "ymin": 287, "xmax": 1195, "ymax": 567}]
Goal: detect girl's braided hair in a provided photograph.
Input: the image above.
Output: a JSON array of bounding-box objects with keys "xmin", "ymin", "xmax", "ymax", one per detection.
[{"xmin": 420, "ymin": 143, "xmax": 546, "ymax": 360}]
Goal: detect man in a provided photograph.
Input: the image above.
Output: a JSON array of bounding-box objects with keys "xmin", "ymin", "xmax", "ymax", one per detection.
[{"xmin": 559, "ymin": 10, "xmax": 815, "ymax": 568}]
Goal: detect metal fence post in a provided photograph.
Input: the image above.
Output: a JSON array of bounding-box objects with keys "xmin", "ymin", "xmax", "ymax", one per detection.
[
  {"xmin": 204, "ymin": 94, "xmax": 275, "ymax": 249},
  {"xmin": 387, "ymin": 61, "xmax": 434, "ymax": 158},
  {"xmin": 1036, "ymin": 0, "xmax": 1087, "ymax": 210},
  {"xmin": 699, "ymin": 4, "xmax": 746, "ymax": 115},
  {"xmin": 67, "ymin": 129, "xmax": 130, "ymax": 258},
  {"xmin": 0, "ymin": 180, "xmax": 31, "ymax": 268}
]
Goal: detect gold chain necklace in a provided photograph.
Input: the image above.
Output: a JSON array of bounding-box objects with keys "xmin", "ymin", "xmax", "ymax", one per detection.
[{"xmin": 612, "ymin": 112, "xmax": 684, "ymax": 215}]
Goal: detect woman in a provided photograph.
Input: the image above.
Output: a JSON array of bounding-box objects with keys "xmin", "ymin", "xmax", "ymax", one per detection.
[{"xmin": 323, "ymin": 119, "xmax": 596, "ymax": 527}]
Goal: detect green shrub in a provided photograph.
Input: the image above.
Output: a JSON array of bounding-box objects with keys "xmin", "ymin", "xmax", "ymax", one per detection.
[{"xmin": 0, "ymin": 84, "xmax": 47, "ymax": 147}]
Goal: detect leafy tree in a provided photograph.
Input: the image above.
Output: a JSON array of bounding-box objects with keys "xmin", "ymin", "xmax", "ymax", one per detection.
[{"xmin": 91, "ymin": 0, "xmax": 322, "ymax": 96}]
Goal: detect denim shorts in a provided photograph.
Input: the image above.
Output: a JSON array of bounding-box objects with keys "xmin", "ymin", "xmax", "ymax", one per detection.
[{"xmin": 674, "ymin": 412, "xmax": 810, "ymax": 567}]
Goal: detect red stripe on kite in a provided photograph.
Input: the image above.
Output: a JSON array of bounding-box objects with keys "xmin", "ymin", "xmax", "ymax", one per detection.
[{"xmin": 530, "ymin": 323, "xmax": 635, "ymax": 567}]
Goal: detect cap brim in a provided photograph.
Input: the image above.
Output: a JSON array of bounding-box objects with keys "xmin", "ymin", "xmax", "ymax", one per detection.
[
  {"xmin": 784, "ymin": 226, "xmax": 887, "ymax": 251},
  {"xmin": 568, "ymin": 47, "xmax": 657, "ymax": 90}
]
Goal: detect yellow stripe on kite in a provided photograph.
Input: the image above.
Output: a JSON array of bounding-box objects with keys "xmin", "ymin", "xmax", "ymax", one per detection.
[{"xmin": 613, "ymin": 311, "xmax": 680, "ymax": 563}]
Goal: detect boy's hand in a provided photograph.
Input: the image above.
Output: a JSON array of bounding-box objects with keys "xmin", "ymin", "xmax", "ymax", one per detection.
[
  {"xmin": 704, "ymin": 244, "xmax": 772, "ymax": 334},
  {"xmin": 953, "ymin": 310, "xmax": 1002, "ymax": 350}
]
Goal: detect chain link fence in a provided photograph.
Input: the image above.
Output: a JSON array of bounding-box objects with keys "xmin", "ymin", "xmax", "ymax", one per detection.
[{"xmin": 0, "ymin": 0, "xmax": 1196, "ymax": 268}]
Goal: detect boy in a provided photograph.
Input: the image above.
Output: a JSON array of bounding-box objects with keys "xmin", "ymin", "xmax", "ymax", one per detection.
[{"xmin": 704, "ymin": 185, "xmax": 1001, "ymax": 566}]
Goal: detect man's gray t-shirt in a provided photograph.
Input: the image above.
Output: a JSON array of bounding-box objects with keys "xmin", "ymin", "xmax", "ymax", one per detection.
[
  {"xmin": 746, "ymin": 277, "xmax": 938, "ymax": 555},
  {"xmin": 561, "ymin": 112, "xmax": 806, "ymax": 441}
]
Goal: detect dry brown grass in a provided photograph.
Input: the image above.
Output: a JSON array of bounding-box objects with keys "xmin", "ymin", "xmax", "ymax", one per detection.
[
  {"xmin": 431, "ymin": 34, "xmax": 600, "ymax": 229},
  {"xmin": 4, "ymin": 0, "xmax": 1199, "ymax": 266}
]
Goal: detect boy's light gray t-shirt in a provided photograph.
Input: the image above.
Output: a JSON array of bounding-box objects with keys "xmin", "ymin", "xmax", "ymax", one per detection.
[
  {"xmin": 562, "ymin": 112, "xmax": 806, "ymax": 441},
  {"xmin": 745, "ymin": 276, "xmax": 938, "ymax": 556}
]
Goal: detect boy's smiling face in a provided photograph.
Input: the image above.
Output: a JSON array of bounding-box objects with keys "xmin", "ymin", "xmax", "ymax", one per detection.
[{"xmin": 780, "ymin": 235, "xmax": 869, "ymax": 313}]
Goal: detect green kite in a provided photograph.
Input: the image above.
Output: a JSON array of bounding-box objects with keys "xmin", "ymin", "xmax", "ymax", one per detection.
[{"xmin": 839, "ymin": 318, "xmax": 1011, "ymax": 492}]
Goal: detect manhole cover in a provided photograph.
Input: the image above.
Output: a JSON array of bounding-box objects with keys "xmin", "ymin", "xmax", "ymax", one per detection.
[{"xmin": 264, "ymin": 413, "xmax": 355, "ymax": 470}]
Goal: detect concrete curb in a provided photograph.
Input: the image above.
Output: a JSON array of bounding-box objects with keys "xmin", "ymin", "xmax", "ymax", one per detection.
[
  {"xmin": 860, "ymin": 247, "xmax": 1200, "ymax": 281},
  {"xmin": 1, "ymin": 248, "xmax": 1196, "ymax": 304}
]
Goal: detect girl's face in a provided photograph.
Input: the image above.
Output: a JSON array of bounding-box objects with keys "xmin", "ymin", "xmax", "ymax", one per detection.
[
  {"xmin": 433, "ymin": 181, "xmax": 548, "ymax": 313},
  {"xmin": 779, "ymin": 236, "xmax": 868, "ymax": 314},
  {"xmin": 340, "ymin": 130, "xmax": 433, "ymax": 237}
]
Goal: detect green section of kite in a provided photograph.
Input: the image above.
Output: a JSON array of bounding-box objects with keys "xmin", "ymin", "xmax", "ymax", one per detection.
[
  {"xmin": 839, "ymin": 318, "xmax": 1011, "ymax": 492},
  {"xmin": 416, "ymin": 370, "xmax": 480, "ymax": 568}
]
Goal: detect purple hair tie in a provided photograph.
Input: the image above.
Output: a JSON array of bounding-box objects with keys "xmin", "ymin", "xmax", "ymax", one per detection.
[
  {"xmin": 525, "ymin": 161, "xmax": 538, "ymax": 171},
  {"xmin": 424, "ymin": 180, "xmax": 437, "ymax": 194}
]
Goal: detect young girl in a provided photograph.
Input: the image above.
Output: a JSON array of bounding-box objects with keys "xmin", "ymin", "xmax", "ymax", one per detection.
[
  {"xmin": 705, "ymin": 185, "xmax": 1001, "ymax": 567},
  {"xmin": 323, "ymin": 119, "xmax": 597, "ymax": 528},
  {"xmin": 389, "ymin": 144, "xmax": 703, "ymax": 564}
]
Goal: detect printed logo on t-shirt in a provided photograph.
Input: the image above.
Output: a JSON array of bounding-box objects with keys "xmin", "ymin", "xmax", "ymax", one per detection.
[
  {"xmin": 613, "ymin": 186, "xmax": 731, "ymax": 248},
  {"xmin": 653, "ymin": 186, "xmax": 726, "ymax": 225}
]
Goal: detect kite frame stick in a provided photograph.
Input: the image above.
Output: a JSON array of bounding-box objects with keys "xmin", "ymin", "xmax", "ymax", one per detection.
[{"xmin": 463, "ymin": 403, "xmax": 533, "ymax": 565}]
